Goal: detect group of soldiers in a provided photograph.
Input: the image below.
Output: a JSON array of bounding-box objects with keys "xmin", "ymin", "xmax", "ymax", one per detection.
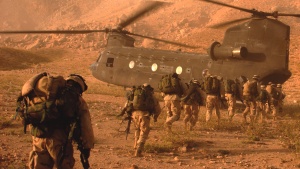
[
  {"xmin": 18, "ymin": 71, "xmax": 286, "ymax": 168},
  {"xmin": 121, "ymin": 72, "xmax": 286, "ymax": 157}
]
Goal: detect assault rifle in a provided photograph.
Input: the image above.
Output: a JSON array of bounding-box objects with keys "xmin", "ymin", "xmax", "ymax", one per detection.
[
  {"xmin": 58, "ymin": 121, "xmax": 76, "ymax": 168},
  {"xmin": 124, "ymin": 115, "xmax": 132, "ymax": 140},
  {"xmin": 117, "ymin": 103, "xmax": 133, "ymax": 140},
  {"xmin": 77, "ymin": 142, "xmax": 90, "ymax": 169}
]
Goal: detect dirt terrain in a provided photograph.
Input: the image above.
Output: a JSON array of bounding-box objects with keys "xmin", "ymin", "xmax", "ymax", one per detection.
[{"xmin": 1, "ymin": 0, "xmax": 300, "ymax": 168}]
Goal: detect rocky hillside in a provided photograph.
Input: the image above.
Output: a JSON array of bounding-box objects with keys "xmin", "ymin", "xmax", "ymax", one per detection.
[{"xmin": 0, "ymin": 0, "xmax": 300, "ymax": 102}]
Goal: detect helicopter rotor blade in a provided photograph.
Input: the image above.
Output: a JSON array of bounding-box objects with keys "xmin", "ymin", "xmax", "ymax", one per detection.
[
  {"xmin": 209, "ymin": 17, "xmax": 252, "ymax": 29},
  {"xmin": 118, "ymin": 1, "xmax": 169, "ymax": 29},
  {"xmin": 201, "ymin": 0, "xmax": 300, "ymax": 19},
  {"xmin": 127, "ymin": 32, "xmax": 199, "ymax": 49},
  {"xmin": 200, "ymin": 0, "xmax": 255, "ymax": 14},
  {"xmin": 275, "ymin": 13, "xmax": 300, "ymax": 18},
  {"xmin": 0, "ymin": 29, "xmax": 108, "ymax": 34}
]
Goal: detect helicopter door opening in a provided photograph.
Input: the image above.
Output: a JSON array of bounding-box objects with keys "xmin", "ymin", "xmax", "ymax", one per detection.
[{"xmin": 106, "ymin": 58, "xmax": 114, "ymax": 67}]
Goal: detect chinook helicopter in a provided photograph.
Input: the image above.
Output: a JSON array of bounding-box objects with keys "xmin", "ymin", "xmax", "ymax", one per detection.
[{"xmin": 0, "ymin": 0, "xmax": 298, "ymax": 89}]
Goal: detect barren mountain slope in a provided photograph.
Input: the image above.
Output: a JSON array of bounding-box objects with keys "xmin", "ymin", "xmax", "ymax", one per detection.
[{"xmin": 1, "ymin": 1, "xmax": 300, "ymax": 169}]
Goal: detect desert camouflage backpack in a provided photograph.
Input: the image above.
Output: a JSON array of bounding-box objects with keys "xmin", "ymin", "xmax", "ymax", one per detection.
[
  {"xmin": 204, "ymin": 76, "xmax": 220, "ymax": 94},
  {"xmin": 16, "ymin": 72, "xmax": 78, "ymax": 137},
  {"xmin": 158, "ymin": 73, "xmax": 182, "ymax": 95},
  {"xmin": 243, "ymin": 80, "xmax": 258, "ymax": 98},
  {"xmin": 132, "ymin": 85, "xmax": 155, "ymax": 112},
  {"xmin": 224, "ymin": 79, "xmax": 236, "ymax": 94}
]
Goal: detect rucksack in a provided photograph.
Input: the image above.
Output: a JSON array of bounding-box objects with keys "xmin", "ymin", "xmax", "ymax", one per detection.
[
  {"xmin": 224, "ymin": 79, "xmax": 236, "ymax": 94},
  {"xmin": 270, "ymin": 88, "xmax": 280, "ymax": 100},
  {"xmin": 158, "ymin": 74, "xmax": 182, "ymax": 94},
  {"xmin": 132, "ymin": 86, "xmax": 155, "ymax": 112},
  {"xmin": 243, "ymin": 80, "xmax": 258, "ymax": 97},
  {"xmin": 16, "ymin": 72, "xmax": 74, "ymax": 136},
  {"xmin": 204, "ymin": 76, "xmax": 220, "ymax": 94}
]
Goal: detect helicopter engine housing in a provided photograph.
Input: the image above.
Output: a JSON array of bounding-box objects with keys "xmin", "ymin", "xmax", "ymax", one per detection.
[{"xmin": 208, "ymin": 41, "xmax": 248, "ymax": 60}]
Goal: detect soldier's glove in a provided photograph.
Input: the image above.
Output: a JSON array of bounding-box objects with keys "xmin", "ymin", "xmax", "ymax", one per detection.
[{"xmin": 82, "ymin": 148, "xmax": 91, "ymax": 159}]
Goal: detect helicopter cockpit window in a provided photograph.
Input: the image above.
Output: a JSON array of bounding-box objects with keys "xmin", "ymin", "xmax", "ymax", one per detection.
[
  {"xmin": 151, "ymin": 63, "xmax": 158, "ymax": 71},
  {"xmin": 129, "ymin": 61, "xmax": 135, "ymax": 69},
  {"xmin": 176, "ymin": 66, "xmax": 183, "ymax": 75},
  {"xmin": 106, "ymin": 58, "xmax": 114, "ymax": 67}
]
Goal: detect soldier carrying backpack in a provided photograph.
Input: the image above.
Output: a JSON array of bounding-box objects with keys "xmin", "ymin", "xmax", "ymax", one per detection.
[
  {"xmin": 119, "ymin": 83, "xmax": 161, "ymax": 157},
  {"xmin": 16, "ymin": 72, "xmax": 94, "ymax": 169},
  {"xmin": 256, "ymin": 85, "xmax": 270, "ymax": 123},
  {"xmin": 242, "ymin": 75, "xmax": 260, "ymax": 124},
  {"xmin": 203, "ymin": 75, "xmax": 222, "ymax": 124},
  {"xmin": 181, "ymin": 79, "xmax": 204, "ymax": 130},
  {"xmin": 224, "ymin": 78, "xmax": 238, "ymax": 121},
  {"xmin": 158, "ymin": 73, "xmax": 184, "ymax": 132}
]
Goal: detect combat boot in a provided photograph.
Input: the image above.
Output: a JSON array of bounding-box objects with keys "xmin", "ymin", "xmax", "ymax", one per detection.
[
  {"xmin": 242, "ymin": 113, "xmax": 247, "ymax": 123},
  {"xmin": 249, "ymin": 115, "xmax": 255, "ymax": 125},
  {"xmin": 184, "ymin": 122, "xmax": 189, "ymax": 131},
  {"xmin": 135, "ymin": 142, "xmax": 145, "ymax": 157},
  {"xmin": 165, "ymin": 122, "xmax": 172, "ymax": 133}
]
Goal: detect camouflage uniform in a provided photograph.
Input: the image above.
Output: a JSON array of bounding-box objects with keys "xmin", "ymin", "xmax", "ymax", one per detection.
[
  {"xmin": 242, "ymin": 75, "xmax": 259, "ymax": 124},
  {"xmin": 28, "ymin": 74, "xmax": 94, "ymax": 169},
  {"xmin": 276, "ymin": 84, "xmax": 285, "ymax": 117},
  {"xmin": 181, "ymin": 80, "xmax": 204, "ymax": 130},
  {"xmin": 266, "ymin": 83, "xmax": 278, "ymax": 120},
  {"xmin": 224, "ymin": 79, "xmax": 239, "ymax": 121},
  {"xmin": 164, "ymin": 94, "xmax": 181, "ymax": 130},
  {"xmin": 132, "ymin": 84, "xmax": 161, "ymax": 157},
  {"xmin": 203, "ymin": 76, "xmax": 222, "ymax": 124},
  {"xmin": 255, "ymin": 85, "xmax": 269, "ymax": 123},
  {"xmin": 162, "ymin": 74, "xmax": 184, "ymax": 132}
]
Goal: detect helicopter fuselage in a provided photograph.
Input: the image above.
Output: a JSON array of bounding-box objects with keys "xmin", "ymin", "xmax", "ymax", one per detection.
[{"xmin": 90, "ymin": 17, "xmax": 291, "ymax": 90}]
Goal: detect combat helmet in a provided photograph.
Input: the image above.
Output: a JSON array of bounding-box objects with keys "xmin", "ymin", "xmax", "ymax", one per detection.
[
  {"xmin": 202, "ymin": 69, "xmax": 210, "ymax": 78},
  {"xmin": 277, "ymin": 84, "xmax": 282, "ymax": 88},
  {"xmin": 143, "ymin": 83, "xmax": 153, "ymax": 91},
  {"xmin": 260, "ymin": 85, "xmax": 266, "ymax": 89},
  {"xmin": 252, "ymin": 75, "xmax": 259, "ymax": 80},
  {"xmin": 66, "ymin": 74, "xmax": 88, "ymax": 93}
]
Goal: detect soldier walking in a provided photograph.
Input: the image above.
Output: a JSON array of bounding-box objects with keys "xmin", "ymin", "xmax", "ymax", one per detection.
[
  {"xmin": 224, "ymin": 78, "xmax": 238, "ymax": 121},
  {"xmin": 181, "ymin": 79, "xmax": 204, "ymax": 130},
  {"xmin": 256, "ymin": 85, "xmax": 270, "ymax": 123},
  {"xmin": 242, "ymin": 75, "xmax": 260, "ymax": 124},
  {"xmin": 16, "ymin": 73, "xmax": 94, "ymax": 169},
  {"xmin": 120, "ymin": 83, "xmax": 161, "ymax": 157},
  {"xmin": 158, "ymin": 73, "xmax": 184, "ymax": 132},
  {"xmin": 203, "ymin": 75, "xmax": 222, "ymax": 124}
]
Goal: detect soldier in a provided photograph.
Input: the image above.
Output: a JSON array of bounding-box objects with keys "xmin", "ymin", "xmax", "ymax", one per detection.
[
  {"xmin": 181, "ymin": 79, "xmax": 204, "ymax": 131},
  {"xmin": 224, "ymin": 78, "xmax": 238, "ymax": 121},
  {"xmin": 242, "ymin": 75, "xmax": 259, "ymax": 124},
  {"xmin": 276, "ymin": 84, "xmax": 286, "ymax": 117},
  {"xmin": 266, "ymin": 83, "xmax": 279, "ymax": 120},
  {"xmin": 17, "ymin": 73, "xmax": 94, "ymax": 169},
  {"xmin": 256, "ymin": 85, "xmax": 270, "ymax": 123},
  {"xmin": 203, "ymin": 75, "xmax": 222, "ymax": 124},
  {"xmin": 158, "ymin": 73, "xmax": 184, "ymax": 132},
  {"xmin": 130, "ymin": 83, "xmax": 161, "ymax": 157}
]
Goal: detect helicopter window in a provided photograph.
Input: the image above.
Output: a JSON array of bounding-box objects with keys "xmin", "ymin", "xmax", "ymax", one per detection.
[
  {"xmin": 106, "ymin": 58, "xmax": 114, "ymax": 67},
  {"xmin": 151, "ymin": 63, "xmax": 158, "ymax": 72},
  {"xmin": 176, "ymin": 66, "xmax": 183, "ymax": 75},
  {"xmin": 129, "ymin": 61, "xmax": 135, "ymax": 69},
  {"xmin": 186, "ymin": 68, "xmax": 191, "ymax": 73}
]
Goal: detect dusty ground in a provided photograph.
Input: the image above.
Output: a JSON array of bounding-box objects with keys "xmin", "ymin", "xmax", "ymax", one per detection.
[
  {"xmin": 0, "ymin": 48, "xmax": 300, "ymax": 169},
  {"xmin": 1, "ymin": 0, "xmax": 300, "ymax": 169}
]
